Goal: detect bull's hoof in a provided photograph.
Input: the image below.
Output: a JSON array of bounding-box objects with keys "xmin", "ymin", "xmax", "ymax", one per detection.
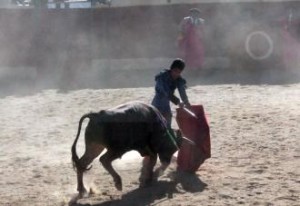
[
  {"xmin": 115, "ymin": 182, "xmax": 122, "ymax": 191},
  {"xmin": 139, "ymin": 176, "xmax": 153, "ymax": 188},
  {"xmin": 78, "ymin": 187, "xmax": 88, "ymax": 198},
  {"xmin": 153, "ymin": 169, "xmax": 163, "ymax": 179},
  {"xmin": 114, "ymin": 176, "xmax": 122, "ymax": 191},
  {"xmin": 68, "ymin": 195, "xmax": 79, "ymax": 206},
  {"xmin": 139, "ymin": 179, "xmax": 152, "ymax": 188}
]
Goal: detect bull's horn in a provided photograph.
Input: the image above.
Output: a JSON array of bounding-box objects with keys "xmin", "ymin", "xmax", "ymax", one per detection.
[{"xmin": 182, "ymin": 136, "xmax": 196, "ymax": 146}]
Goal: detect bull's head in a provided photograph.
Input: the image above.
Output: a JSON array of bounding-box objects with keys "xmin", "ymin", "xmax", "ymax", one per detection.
[
  {"xmin": 173, "ymin": 129, "xmax": 196, "ymax": 148},
  {"xmin": 157, "ymin": 129, "xmax": 195, "ymax": 165},
  {"xmin": 154, "ymin": 129, "xmax": 196, "ymax": 179}
]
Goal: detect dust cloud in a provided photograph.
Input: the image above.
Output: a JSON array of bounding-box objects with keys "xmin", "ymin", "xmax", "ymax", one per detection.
[{"xmin": 0, "ymin": 1, "xmax": 299, "ymax": 97}]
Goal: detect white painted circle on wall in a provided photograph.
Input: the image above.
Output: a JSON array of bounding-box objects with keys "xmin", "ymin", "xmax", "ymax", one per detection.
[{"xmin": 245, "ymin": 31, "xmax": 274, "ymax": 60}]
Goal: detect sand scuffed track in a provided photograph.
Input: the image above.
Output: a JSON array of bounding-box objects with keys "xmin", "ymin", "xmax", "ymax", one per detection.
[{"xmin": 0, "ymin": 84, "xmax": 299, "ymax": 206}]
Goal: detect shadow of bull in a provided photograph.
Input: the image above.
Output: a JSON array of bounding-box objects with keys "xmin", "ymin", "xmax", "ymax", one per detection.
[{"xmin": 70, "ymin": 171, "xmax": 207, "ymax": 206}]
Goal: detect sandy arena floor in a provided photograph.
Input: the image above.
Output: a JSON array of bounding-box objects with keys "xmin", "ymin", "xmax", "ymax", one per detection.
[{"xmin": 0, "ymin": 83, "xmax": 299, "ymax": 206}]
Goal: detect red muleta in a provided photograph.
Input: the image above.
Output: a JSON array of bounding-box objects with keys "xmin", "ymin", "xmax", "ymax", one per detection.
[{"xmin": 176, "ymin": 105, "xmax": 211, "ymax": 173}]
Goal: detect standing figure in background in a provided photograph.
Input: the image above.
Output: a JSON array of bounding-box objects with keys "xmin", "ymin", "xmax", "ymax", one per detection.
[
  {"xmin": 178, "ymin": 8, "xmax": 205, "ymax": 73},
  {"xmin": 151, "ymin": 59, "xmax": 190, "ymax": 128}
]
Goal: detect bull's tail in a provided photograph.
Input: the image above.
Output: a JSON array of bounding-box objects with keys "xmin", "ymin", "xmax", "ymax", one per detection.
[{"xmin": 71, "ymin": 113, "xmax": 94, "ymax": 171}]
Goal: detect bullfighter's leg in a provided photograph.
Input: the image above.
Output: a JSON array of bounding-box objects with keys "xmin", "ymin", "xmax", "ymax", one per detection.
[
  {"xmin": 99, "ymin": 150, "xmax": 122, "ymax": 191},
  {"xmin": 77, "ymin": 143, "xmax": 104, "ymax": 197},
  {"xmin": 139, "ymin": 154, "xmax": 157, "ymax": 187}
]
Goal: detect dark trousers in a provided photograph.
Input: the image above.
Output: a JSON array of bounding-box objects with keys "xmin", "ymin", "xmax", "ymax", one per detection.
[{"xmin": 161, "ymin": 112, "xmax": 172, "ymax": 128}]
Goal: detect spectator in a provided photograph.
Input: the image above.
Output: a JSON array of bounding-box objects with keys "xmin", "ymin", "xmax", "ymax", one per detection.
[{"xmin": 178, "ymin": 8, "xmax": 205, "ymax": 72}]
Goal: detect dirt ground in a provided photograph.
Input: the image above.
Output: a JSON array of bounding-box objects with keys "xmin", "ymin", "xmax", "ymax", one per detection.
[{"xmin": 0, "ymin": 82, "xmax": 299, "ymax": 206}]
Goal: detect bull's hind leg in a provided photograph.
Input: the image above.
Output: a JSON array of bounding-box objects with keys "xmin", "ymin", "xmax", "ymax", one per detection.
[
  {"xmin": 77, "ymin": 143, "xmax": 104, "ymax": 197},
  {"xmin": 99, "ymin": 150, "xmax": 122, "ymax": 191}
]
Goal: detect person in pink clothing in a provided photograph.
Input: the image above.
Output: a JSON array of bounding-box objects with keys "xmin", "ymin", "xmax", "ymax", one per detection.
[
  {"xmin": 178, "ymin": 8, "xmax": 205, "ymax": 72},
  {"xmin": 282, "ymin": 9, "xmax": 300, "ymax": 73}
]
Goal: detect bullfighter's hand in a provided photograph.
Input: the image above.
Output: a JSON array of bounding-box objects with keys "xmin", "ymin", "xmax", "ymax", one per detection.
[{"xmin": 178, "ymin": 102, "xmax": 185, "ymax": 108}]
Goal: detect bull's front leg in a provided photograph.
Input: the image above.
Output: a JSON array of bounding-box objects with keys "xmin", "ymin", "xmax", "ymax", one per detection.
[
  {"xmin": 153, "ymin": 162, "xmax": 169, "ymax": 179},
  {"xmin": 139, "ymin": 154, "xmax": 157, "ymax": 188}
]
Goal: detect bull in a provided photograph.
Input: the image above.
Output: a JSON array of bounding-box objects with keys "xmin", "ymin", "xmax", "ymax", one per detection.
[{"xmin": 71, "ymin": 101, "xmax": 184, "ymax": 197}]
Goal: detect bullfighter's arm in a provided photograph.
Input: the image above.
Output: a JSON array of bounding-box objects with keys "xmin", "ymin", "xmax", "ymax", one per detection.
[
  {"xmin": 155, "ymin": 76, "xmax": 180, "ymax": 105},
  {"xmin": 177, "ymin": 78, "xmax": 190, "ymax": 106}
]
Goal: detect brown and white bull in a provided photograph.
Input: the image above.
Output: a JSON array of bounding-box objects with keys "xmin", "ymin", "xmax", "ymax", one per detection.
[{"xmin": 71, "ymin": 101, "xmax": 183, "ymax": 197}]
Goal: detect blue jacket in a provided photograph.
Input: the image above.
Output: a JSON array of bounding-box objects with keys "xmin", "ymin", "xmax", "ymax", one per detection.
[{"xmin": 151, "ymin": 69, "xmax": 189, "ymax": 114}]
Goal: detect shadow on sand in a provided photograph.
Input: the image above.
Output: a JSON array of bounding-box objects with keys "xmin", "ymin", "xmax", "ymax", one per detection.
[{"xmin": 70, "ymin": 171, "xmax": 207, "ymax": 206}]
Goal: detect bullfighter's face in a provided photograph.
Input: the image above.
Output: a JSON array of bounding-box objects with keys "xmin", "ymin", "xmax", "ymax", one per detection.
[{"xmin": 170, "ymin": 68, "xmax": 182, "ymax": 80}]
